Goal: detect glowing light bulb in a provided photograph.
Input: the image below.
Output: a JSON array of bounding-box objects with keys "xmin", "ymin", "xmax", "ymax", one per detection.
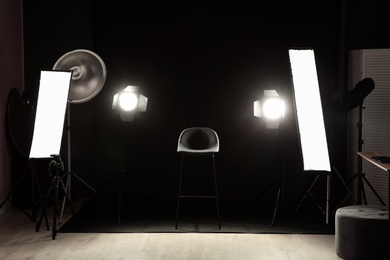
[
  {"xmin": 263, "ymin": 98, "xmax": 285, "ymax": 119},
  {"xmin": 119, "ymin": 92, "xmax": 138, "ymax": 111}
]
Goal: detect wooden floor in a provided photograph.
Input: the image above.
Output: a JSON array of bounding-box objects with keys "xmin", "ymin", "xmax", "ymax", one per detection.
[{"xmin": 0, "ymin": 206, "xmax": 341, "ymax": 260}]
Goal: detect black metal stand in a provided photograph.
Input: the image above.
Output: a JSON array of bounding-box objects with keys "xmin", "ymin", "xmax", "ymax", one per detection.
[
  {"xmin": 248, "ymin": 168, "xmax": 292, "ymax": 227},
  {"xmin": 116, "ymin": 168, "xmax": 159, "ymax": 224},
  {"xmin": 0, "ymin": 159, "xmax": 43, "ymax": 221},
  {"xmin": 59, "ymin": 170, "xmax": 97, "ymax": 223},
  {"xmin": 35, "ymin": 155, "xmax": 78, "ymax": 240},
  {"xmin": 248, "ymin": 122, "xmax": 286, "ymax": 227},
  {"xmin": 294, "ymin": 171, "xmax": 331, "ymax": 223},
  {"xmin": 112, "ymin": 120, "xmax": 159, "ymax": 225},
  {"xmin": 270, "ymin": 172, "xmax": 286, "ymax": 227},
  {"xmin": 345, "ymin": 103, "xmax": 386, "ymax": 206},
  {"xmin": 59, "ymin": 105, "xmax": 97, "ymax": 224}
]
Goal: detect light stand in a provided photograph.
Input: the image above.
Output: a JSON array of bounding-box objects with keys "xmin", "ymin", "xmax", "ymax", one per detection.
[
  {"xmin": 115, "ymin": 121, "xmax": 158, "ymax": 224},
  {"xmin": 339, "ymin": 77, "xmax": 385, "ymax": 206},
  {"xmin": 112, "ymin": 85, "xmax": 158, "ymax": 224},
  {"xmin": 26, "ymin": 70, "xmax": 78, "ymax": 239},
  {"xmin": 52, "ymin": 49, "xmax": 107, "ymax": 223},
  {"xmin": 269, "ymin": 120, "xmax": 286, "ymax": 227},
  {"xmin": 250, "ymin": 90, "xmax": 288, "ymax": 226},
  {"xmin": 345, "ymin": 103, "xmax": 386, "ymax": 206},
  {"xmin": 248, "ymin": 120, "xmax": 287, "ymax": 227},
  {"xmin": 58, "ymin": 104, "xmax": 97, "ymax": 223},
  {"xmin": 288, "ymin": 49, "xmax": 332, "ymax": 224}
]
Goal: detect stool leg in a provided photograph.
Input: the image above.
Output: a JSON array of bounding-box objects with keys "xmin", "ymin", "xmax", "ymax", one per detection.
[
  {"xmin": 212, "ymin": 155, "xmax": 221, "ymax": 230},
  {"xmin": 175, "ymin": 155, "xmax": 184, "ymax": 229}
]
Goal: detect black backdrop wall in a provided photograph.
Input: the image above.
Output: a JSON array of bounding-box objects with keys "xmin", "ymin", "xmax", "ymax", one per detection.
[{"xmin": 18, "ymin": 0, "xmax": 388, "ymax": 214}]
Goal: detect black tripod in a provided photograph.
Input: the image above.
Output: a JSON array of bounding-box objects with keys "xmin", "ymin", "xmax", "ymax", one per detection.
[
  {"xmin": 58, "ymin": 105, "xmax": 97, "ymax": 224},
  {"xmin": 115, "ymin": 168, "xmax": 159, "ymax": 224},
  {"xmin": 248, "ymin": 122, "xmax": 287, "ymax": 227},
  {"xmin": 35, "ymin": 155, "xmax": 78, "ymax": 240},
  {"xmin": 111, "ymin": 120, "xmax": 159, "ymax": 224},
  {"xmin": 249, "ymin": 162, "xmax": 289, "ymax": 227},
  {"xmin": 345, "ymin": 103, "xmax": 386, "ymax": 206}
]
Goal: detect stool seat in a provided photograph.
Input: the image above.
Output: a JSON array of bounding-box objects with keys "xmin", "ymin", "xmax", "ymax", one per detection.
[{"xmin": 335, "ymin": 205, "xmax": 389, "ymax": 259}]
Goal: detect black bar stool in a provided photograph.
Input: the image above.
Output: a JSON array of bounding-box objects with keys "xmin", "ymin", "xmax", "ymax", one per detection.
[{"xmin": 175, "ymin": 127, "xmax": 221, "ymax": 230}]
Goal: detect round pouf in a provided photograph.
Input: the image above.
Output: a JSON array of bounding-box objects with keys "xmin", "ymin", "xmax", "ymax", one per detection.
[{"xmin": 335, "ymin": 205, "xmax": 389, "ymax": 259}]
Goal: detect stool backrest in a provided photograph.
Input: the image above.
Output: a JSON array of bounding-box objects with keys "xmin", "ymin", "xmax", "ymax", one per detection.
[{"xmin": 177, "ymin": 127, "xmax": 219, "ymax": 154}]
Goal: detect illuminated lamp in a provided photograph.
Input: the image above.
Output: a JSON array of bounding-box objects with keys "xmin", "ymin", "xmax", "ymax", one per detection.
[
  {"xmin": 254, "ymin": 90, "xmax": 285, "ymax": 129},
  {"xmin": 112, "ymin": 85, "xmax": 149, "ymax": 223},
  {"xmin": 112, "ymin": 85, "xmax": 148, "ymax": 121},
  {"xmin": 252, "ymin": 89, "xmax": 286, "ymax": 227}
]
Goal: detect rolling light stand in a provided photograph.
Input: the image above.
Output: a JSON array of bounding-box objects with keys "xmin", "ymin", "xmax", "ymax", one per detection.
[{"xmin": 35, "ymin": 155, "xmax": 78, "ymax": 240}]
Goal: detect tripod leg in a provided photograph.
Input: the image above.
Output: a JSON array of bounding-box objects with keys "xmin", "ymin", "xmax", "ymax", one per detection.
[
  {"xmin": 326, "ymin": 175, "xmax": 331, "ymax": 224},
  {"xmin": 248, "ymin": 177, "xmax": 279, "ymax": 209},
  {"xmin": 36, "ymin": 186, "xmax": 53, "ymax": 232},
  {"xmin": 295, "ymin": 175, "xmax": 320, "ymax": 212},
  {"xmin": 58, "ymin": 179, "xmax": 79, "ymax": 229},
  {"xmin": 125, "ymin": 170, "xmax": 159, "ymax": 209},
  {"xmin": 0, "ymin": 162, "xmax": 42, "ymax": 221},
  {"xmin": 73, "ymin": 172, "xmax": 97, "ymax": 193},
  {"xmin": 32, "ymin": 169, "xmax": 45, "ymax": 221},
  {"xmin": 52, "ymin": 177, "xmax": 59, "ymax": 240},
  {"xmin": 117, "ymin": 170, "xmax": 123, "ymax": 224},
  {"xmin": 360, "ymin": 178, "xmax": 368, "ymax": 205},
  {"xmin": 271, "ymin": 186, "xmax": 282, "ymax": 227},
  {"xmin": 59, "ymin": 174, "xmax": 71, "ymax": 224},
  {"xmin": 362, "ymin": 175, "xmax": 386, "ymax": 206},
  {"xmin": 59, "ymin": 171, "xmax": 97, "ymax": 224},
  {"xmin": 331, "ymin": 167, "xmax": 357, "ymax": 212}
]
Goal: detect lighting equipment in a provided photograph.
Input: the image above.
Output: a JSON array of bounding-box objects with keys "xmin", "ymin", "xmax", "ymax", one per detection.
[
  {"xmin": 252, "ymin": 89, "xmax": 286, "ymax": 227},
  {"xmin": 340, "ymin": 78, "xmax": 385, "ymax": 206},
  {"xmin": 112, "ymin": 85, "xmax": 152, "ymax": 224},
  {"xmin": 112, "ymin": 85, "xmax": 148, "ymax": 121},
  {"xmin": 29, "ymin": 70, "xmax": 72, "ymax": 158},
  {"xmin": 53, "ymin": 49, "xmax": 106, "ymax": 104},
  {"xmin": 2, "ymin": 71, "xmax": 71, "ymax": 220},
  {"xmin": 254, "ymin": 90, "xmax": 285, "ymax": 129},
  {"xmin": 288, "ymin": 48, "xmax": 331, "ymax": 223},
  {"xmin": 26, "ymin": 70, "xmax": 77, "ymax": 239},
  {"xmin": 53, "ymin": 49, "xmax": 106, "ymax": 222},
  {"xmin": 289, "ymin": 49, "xmax": 331, "ymax": 172}
]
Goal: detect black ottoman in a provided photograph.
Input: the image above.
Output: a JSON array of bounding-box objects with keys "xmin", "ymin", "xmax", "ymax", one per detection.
[{"xmin": 335, "ymin": 205, "xmax": 389, "ymax": 259}]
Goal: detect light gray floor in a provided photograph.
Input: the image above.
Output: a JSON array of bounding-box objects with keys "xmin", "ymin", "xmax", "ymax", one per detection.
[{"xmin": 0, "ymin": 206, "xmax": 341, "ymax": 260}]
